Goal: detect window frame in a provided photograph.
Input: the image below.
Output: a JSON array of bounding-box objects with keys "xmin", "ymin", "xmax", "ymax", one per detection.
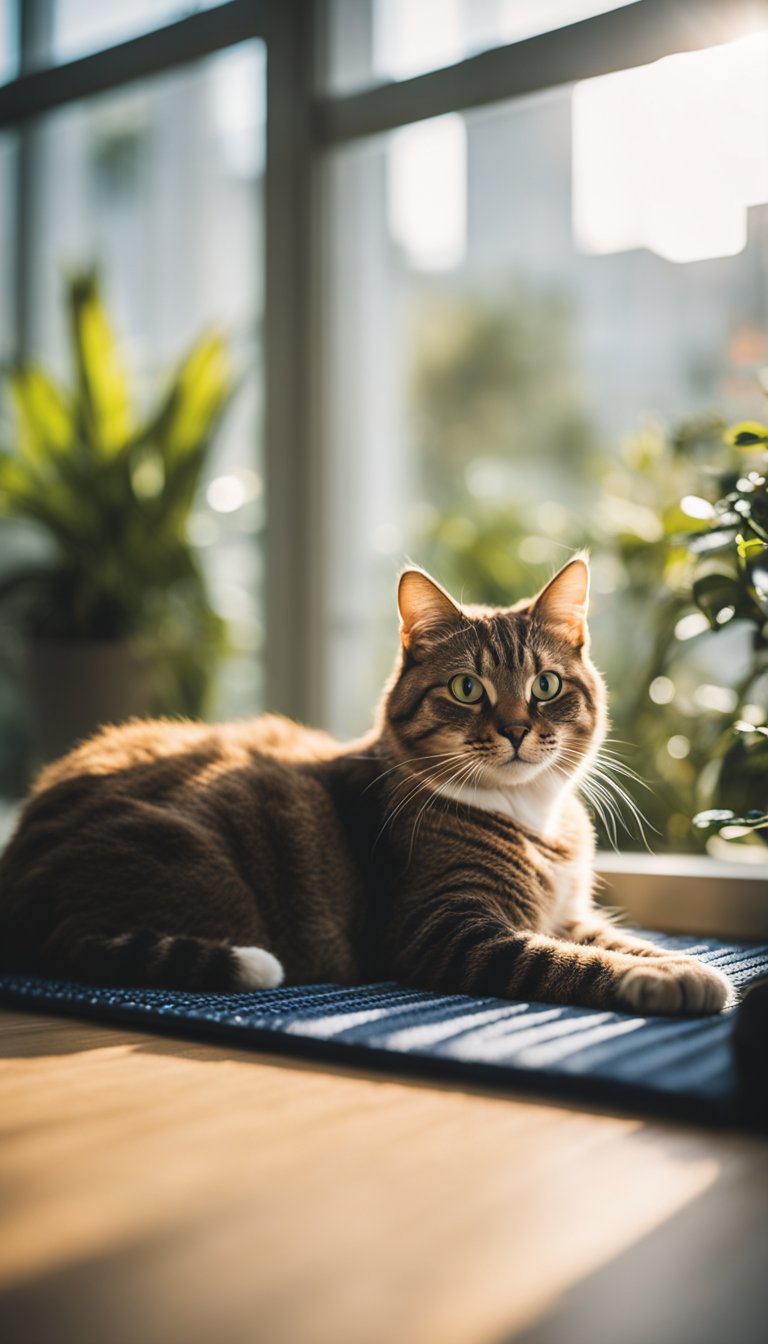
[
  {"xmin": 0, "ymin": 0, "xmax": 318, "ymax": 723},
  {"xmin": 0, "ymin": 0, "xmax": 765, "ymax": 929}
]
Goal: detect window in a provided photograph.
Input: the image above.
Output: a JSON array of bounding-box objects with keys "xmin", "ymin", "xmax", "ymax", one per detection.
[
  {"xmin": 22, "ymin": 42, "xmax": 266, "ymax": 721},
  {"xmin": 1, "ymin": 0, "xmax": 766, "ymax": 896},
  {"xmin": 318, "ymin": 11, "xmax": 768, "ymax": 857},
  {"xmin": 325, "ymin": 0, "xmax": 640, "ymax": 92},
  {"xmin": 50, "ymin": 1, "xmax": 229, "ymax": 66},
  {"xmin": 0, "ymin": 5, "xmax": 267, "ymax": 793}
]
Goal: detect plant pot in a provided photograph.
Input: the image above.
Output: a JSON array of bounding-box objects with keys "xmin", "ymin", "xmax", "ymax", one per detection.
[{"xmin": 23, "ymin": 637, "xmax": 150, "ymax": 765}]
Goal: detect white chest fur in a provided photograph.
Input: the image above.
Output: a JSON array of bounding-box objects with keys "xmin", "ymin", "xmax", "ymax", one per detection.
[
  {"xmin": 437, "ymin": 770, "xmax": 567, "ymax": 839},
  {"xmin": 542, "ymin": 848, "xmax": 594, "ymax": 933},
  {"xmin": 436, "ymin": 773, "xmax": 596, "ymax": 933}
]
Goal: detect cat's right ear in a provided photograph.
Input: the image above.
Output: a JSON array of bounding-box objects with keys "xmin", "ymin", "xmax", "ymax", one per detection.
[{"xmin": 398, "ymin": 569, "xmax": 462, "ymax": 649}]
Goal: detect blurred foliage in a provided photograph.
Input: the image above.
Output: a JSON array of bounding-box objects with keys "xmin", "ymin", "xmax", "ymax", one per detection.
[
  {"xmin": 0, "ymin": 271, "xmax": 233, "ymax": 750},
  {"xmin": 409, "ymin": 286, "xmax": 595, "ymax": 510},
  {"xmin": 405, "ymin": 290, "xmax": 768, "ymax": 855},
  {"xmin": 685, "ymin": 415, "xmax": 768, "ymax": 849}
]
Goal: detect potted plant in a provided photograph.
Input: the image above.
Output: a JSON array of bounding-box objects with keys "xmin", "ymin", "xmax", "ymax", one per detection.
[
  {"xmin": 683, "ymin": 415, "xmax": 768, "ymax": 848},
  {"xmin": 0, "ymin": 271, "xmax": 233, "ymax": 764}
]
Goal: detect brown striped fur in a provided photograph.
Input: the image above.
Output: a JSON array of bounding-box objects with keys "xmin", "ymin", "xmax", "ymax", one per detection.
[{"xmin": 0, "ymin": 559, "xmax": 732, "ymax": 1014}]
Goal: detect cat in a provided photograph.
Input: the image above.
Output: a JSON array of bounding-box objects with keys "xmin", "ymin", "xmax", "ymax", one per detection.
[{"xmin": 0, "ymin": 556, "xmax": 733, "ymax": 1015}]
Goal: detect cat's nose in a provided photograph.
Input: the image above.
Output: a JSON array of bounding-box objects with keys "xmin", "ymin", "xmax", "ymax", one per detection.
[{"xmin": 502, "ymin": 723, "xmax": 530, "ymax": 753}]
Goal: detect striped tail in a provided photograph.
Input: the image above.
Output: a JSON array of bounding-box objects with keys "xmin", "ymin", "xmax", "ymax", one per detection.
[{"xmin": 38, "ymin": 925, "xmax": 284, "ymax": 992}]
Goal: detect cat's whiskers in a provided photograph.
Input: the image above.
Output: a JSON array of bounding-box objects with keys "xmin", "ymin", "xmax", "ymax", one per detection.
[
  {"xmin": 361, "ymin": 751, "xmax": 469, "ymax": 795},
  {"xmin": 584, "ymin": 781, "xmax": 622, "ymax": 847},
  {"xmin": 373, "ymin": 752, "xmax": 475, "ymax": 850},
  {"xmin": 386, "ymin": 752, "xmax": 470, "ymax": 810},
  {"xmin": 445, "ymin": 756, "xmax": 487, "ymax": 820},
  {"xmin": 554, "ymin": 743, "xmax": 658, "ymax": 850},
  {"xmin": 543, "ymin": 755, "xmax": 621, "ymax": 849},
  {"xmin": 405, "ymin": 755, "xmax": 485, "ymax": 866},
  {"xmin": 395, "ymin": 755, "xmax": 478, "ymax": 862},
  {"xmin": 591, "ymin": 746, "xmax": 656, "ymax": 791},
  {"xmin": 591, "ymin": 774, "xmax": 658, "ymax": 850},
  {"xmin": 376, "ymin": 752, "xmax": 468, "ymax": 811},
  {"xmin": 579, "ymin": 754, "xmax": 659, "ymax": 839},
  {"xmin": 543, "ymin": 749, "xmax": 622, "ymax": 845},
  {"xmin": 593, "ymin": 763, "xmax": 658, "ymax": 810},
  {"xmin": 391, "ymin": 748, "xmax": 489, "ymax": 855}
]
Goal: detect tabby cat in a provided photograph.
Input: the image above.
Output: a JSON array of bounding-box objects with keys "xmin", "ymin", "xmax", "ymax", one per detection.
[{"xmin": 0, "ymin": 557, "xmax": 732, "ymax": 1014}]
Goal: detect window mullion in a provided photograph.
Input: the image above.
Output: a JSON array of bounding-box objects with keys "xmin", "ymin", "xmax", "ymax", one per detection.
[
  {"xmin": 312, "ymin": 0, "xmax": 762, "ymax": 146},
  {"xmin": 14, "ymin": 0, "xmax": 52, "ymax": 359},
  {"xmin": 262, "ymin": 0, "xmax": 321, "ymax": 722}
]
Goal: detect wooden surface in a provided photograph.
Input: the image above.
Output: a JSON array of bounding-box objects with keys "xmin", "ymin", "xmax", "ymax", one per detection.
[{"xmin": 1, "ymin": 1009, "xmax": 767, "ymax": 1344}]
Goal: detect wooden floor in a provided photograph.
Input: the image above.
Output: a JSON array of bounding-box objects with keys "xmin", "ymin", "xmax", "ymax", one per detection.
[{"xmin": 1, "ymin": 1009, "xmax": 767, "ymax": 1344}]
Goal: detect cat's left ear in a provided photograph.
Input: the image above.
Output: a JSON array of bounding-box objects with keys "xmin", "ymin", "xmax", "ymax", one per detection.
[
  {"xmin": 532, "ymin": 554, "xmax": 590, "ymax": 648},
  {"xmin": 398, "ymin": 568, "xmax": 462, "ymax": 649}
]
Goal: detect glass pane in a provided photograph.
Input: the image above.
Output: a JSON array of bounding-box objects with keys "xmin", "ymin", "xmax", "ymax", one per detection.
[
  {"xmin": 321, "ymin": 36, "xmax": 768, "ymax": 854},
  {"xmin": 0, "ymin": 0, "xmax": 17, "ymax": 84},
  {"xmin": 324, "ymin": 0, "xmax": 639, "ymax": 94},
  {"xmin": 51, "ymin": 1, "xmax": 230, "ymax": 66},
  {"xmin": 2, "ymin": 40, "xmax": 264, "ymax": 789}
]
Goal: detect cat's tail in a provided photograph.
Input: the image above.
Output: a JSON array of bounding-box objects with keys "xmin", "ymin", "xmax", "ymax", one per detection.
[{"xmin": 36, "ymin": 923, "xmax": 284, "ymax": 992}]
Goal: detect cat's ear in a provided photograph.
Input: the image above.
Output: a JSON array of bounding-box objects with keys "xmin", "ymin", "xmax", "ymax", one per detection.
[
  {"xmin": 398, "ymin": 568, "xmax": 462, "ymax": 648},
  {"xmin": 532, "ymin": 554, "xmax": 590, "ymax": 647}
]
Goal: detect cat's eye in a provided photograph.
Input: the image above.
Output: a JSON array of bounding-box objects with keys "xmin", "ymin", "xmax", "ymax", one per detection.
[
  {"xmin": 449, "ymin": 674, "xmax": 485, "ymax": 705},
  {"xmin": 531, "ymin": 671, "xmax": 562, "ymax": 702}
]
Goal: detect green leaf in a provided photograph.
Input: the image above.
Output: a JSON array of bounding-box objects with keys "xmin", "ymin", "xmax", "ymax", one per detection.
[
  {"xmin": 692, "ymin": 809, "xmax": 736, "ymax": 827},
  {"xmin": 693, "ymin": 807, "xmax": 768, "ymax": 830},
  {"xmin": 142, "ymin": 331, "xmax": 232, "ymax": 466},
  {"xmin": 0, "ymin": 275, "xmax": 233, "ymax": 708},
  {"xmin": 736, "ymin": 532, "xmax": 766, "ymax": 563},
  {"xmin": 69, "ymin": 270, "xmax": 132, "ymax": 456},
  {"xmin": 734, "ymin": 721, "xmax": 768, "ymax": 738},
  {"xmin": 8, "ymin": 366, "xmax": 72, "ymax": 466},
  {"xmin": 724, "ymin": 421, "xmax": 768, "ymax": 448},
  {"xmin": 0, "ymin": 450, "xmax": 37, "ymax": 508},
  {"xmin": 691, "ymin": 571, "xmax": 740, "ymax": 625}
]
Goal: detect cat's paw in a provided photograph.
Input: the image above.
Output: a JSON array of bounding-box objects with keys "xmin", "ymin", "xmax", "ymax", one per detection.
[
  {"xmin": 617, "ymin": 957, "xmax": 734, "ymax": 1015},
  {"xmin": 232, "ymin": 945, "xmax": 284, "ymax": 990}
]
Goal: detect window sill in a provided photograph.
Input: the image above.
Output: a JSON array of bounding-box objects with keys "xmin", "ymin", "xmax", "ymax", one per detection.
[{"xmin": 597, "ymin": 852, "xmax": 768, "ymax": 941}]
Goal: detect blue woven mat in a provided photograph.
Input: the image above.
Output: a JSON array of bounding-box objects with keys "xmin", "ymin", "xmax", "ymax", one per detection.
[{"xmin": 1, "ymin": 933, "xmax": 767, "ymax": 1128}]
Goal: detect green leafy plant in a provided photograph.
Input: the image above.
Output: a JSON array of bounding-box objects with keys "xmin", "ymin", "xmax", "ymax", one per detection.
[
  {"xmin": 0, "ymin": 271, "xmax": 233, "ymax": 714},
  {"xmin": 400, "ymin": 286, "xmax": 768, "ymax": 853},
  {"xmin": 683, "ymin": 414, "xmax": 768, "ymax": 846},
  {"xmin": 407, "ymin": 290, "xmax": 711, "ymax": 845}
]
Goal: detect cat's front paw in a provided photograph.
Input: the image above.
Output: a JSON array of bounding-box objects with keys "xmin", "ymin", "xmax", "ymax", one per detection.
[{"xmin": 617, "ymin": 958, "xmax": 734, "ymax": 1015}]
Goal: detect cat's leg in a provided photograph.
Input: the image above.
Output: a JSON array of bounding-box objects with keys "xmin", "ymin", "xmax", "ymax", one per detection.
[
  {"xmin": 561, "ymin": 917, "xmax": 676, "ymax": 959},
  {"xmin": 560, "ymin": 917, "xmax": 735, "ymax": 1012},
  {"xmin": 40, "ymin": 919, "xmax": 284, "ymax": 992},
  {"xmin": 390, "ymin": 898, "xmax": 731, "ymax": 1013}
]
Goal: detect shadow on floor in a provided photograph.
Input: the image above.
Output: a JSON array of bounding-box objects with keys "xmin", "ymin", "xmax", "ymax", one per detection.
[{"xmin": 502, "ymin": 1148, "xmax": 768, "ymax": 1344}]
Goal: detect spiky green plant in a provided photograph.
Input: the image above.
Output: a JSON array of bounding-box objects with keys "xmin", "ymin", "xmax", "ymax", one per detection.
[{"xmin": 0, "ymin": 271, "xmax": 233, "ymax": 714}]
